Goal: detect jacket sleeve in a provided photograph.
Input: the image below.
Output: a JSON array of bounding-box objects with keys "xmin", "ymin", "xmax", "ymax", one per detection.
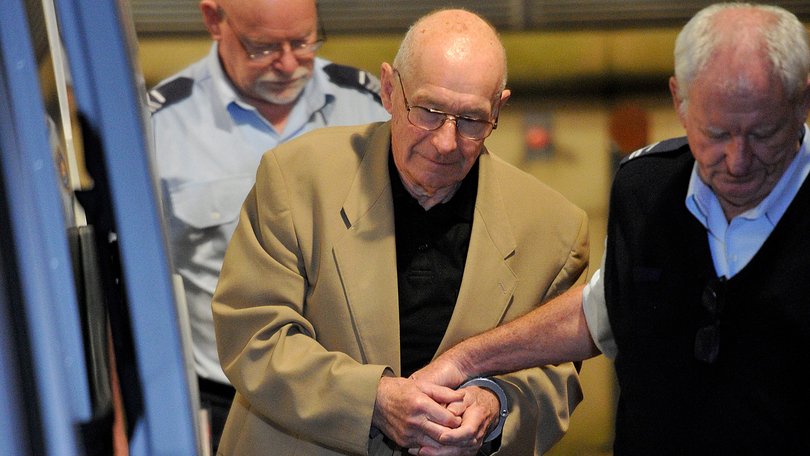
[
  {"xmin": 211, "ymin": 151, "xmax": 389, "ymax": 455},
  {"xmin": 494, "ymin": 209, "xmax": 589, "ymax": 455}
]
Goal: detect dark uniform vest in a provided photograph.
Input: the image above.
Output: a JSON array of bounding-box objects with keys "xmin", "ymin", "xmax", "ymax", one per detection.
[{"xmin": 604, "ymin": 138, "xmax": 810, "ymax": 455}]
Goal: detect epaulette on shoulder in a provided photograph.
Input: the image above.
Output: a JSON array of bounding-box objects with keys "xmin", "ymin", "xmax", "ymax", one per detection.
[
  {"xmin": 147, "ymin": 77, "xmax": 194, "ymax": 114},
  {"xmin": 322, "ymin": 63, "xmax": 382, "ymax": 104},
  {"xmin": 620, "ymin": 136, "xmax": 689, "ymax": 166}
]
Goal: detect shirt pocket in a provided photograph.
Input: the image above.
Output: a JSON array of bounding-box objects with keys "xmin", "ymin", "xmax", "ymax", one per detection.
[{"xmin": 169, "ymin": 175, "xmax": 254, "ymax": 229}]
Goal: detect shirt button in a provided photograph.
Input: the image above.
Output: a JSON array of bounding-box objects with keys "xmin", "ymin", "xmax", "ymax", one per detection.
[{"xmin": 211, "ymin": 211, "xmax": 221, "ymax": 220}]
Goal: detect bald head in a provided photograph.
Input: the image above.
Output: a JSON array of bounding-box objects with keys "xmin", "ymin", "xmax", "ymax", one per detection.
[{"xmin": 393, "ymin": 9, "xmax": 507, "ymax": 92}]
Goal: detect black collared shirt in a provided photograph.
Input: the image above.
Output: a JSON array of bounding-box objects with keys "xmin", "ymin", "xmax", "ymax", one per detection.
[{"xmin": 389, "ymin": 155, "xmax": 478, "ymax": 377}]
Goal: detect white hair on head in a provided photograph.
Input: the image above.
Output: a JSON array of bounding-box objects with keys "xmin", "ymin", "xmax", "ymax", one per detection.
[{"xmin": 673, "ymin": 2, "xmax": 810, "ymax": 115}]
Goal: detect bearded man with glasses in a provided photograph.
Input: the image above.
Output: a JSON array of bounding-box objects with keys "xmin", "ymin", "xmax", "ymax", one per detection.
[
  {"xmin": 148, "ymin": 0, "xmax": 389, "ymax": 453},
  {"xmin": 211, "ymin": 8, "xmax": 589, "ymax": 456}
]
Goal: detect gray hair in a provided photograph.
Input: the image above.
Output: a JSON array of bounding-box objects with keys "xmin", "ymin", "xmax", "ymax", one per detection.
[
  {"xmin": 673, "ymin": 2, "xmax": 810, "ymax": 114},
  {"xmin": 392, "ymin": 9, "xmax": 508, "ymax": 93}
]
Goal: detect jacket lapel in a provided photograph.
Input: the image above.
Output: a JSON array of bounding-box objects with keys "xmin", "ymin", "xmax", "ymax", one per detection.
[
  {"xmin": 332, "ymin": 123, "xmax": 402, "ymax": 373},
  {"xmin": 437, "ymin": 151, "xmax": 517, "ymax": 354}
]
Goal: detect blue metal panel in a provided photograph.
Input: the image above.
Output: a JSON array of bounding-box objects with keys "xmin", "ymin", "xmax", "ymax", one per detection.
[
  {"xmin": 54, "ymin": 0, "xmax": 200, "ymax": 454},
  {"xmin": 0, "ymin": 212, "xmax": 30, "ymax": 456},
  {"xmin": 0, "ymin": 0, "xmax": 91, "ymax": 454}
]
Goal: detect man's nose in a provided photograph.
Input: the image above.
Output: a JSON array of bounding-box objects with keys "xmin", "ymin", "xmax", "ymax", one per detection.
[
  {"xmin": 725, "ymin": 137, "xmax": 753, "ymax": 175},
  {"xmin": 271, "ymin": 44, "xmax": 300, "ymax": 74},
  {"xmin": 431, "ymin": 117, "xmax": 458, "ymax": 154}
]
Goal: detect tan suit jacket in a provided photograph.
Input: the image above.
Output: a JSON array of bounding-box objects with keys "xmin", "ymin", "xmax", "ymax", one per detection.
[{"xmin": 213, "ymin": 122, "xmax": 589, "ymax": 455}]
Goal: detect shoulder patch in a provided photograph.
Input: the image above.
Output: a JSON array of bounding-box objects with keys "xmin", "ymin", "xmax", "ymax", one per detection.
[
  {"xmin": 322, "ymin": 63, "xmax": 382, "ymax": 104},
  {"xmin": 148, "ymin": 77, "xmax": 194, "ymax": 114},
  {"xmin": 620, "ymin": 136, "xmax": 689, "ymax": 165}
]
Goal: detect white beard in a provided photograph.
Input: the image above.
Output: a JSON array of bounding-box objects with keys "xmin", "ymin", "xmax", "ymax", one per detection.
[{"xmin": 252, "ymin": 67, "xmax": 311, "ymax": 105}]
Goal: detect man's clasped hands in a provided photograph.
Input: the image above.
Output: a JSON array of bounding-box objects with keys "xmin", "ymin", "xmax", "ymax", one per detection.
[{"xmin": 371, "ymin": 358, "xmax": 495, "ymax": 456}]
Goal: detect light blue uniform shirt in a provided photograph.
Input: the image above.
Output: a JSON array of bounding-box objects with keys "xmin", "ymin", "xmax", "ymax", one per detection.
[
  {"xmin": 583, "ymin": 126, "xmax": 810, "ymax": 359},
  {"xmin": 151, "ymin": 44, "xmax": 390, "ymax": 383}
]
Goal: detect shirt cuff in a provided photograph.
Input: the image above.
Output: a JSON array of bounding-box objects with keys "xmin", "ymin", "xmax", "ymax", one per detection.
[{"xmin": 459, "ymin": 377, "xmax": 508, "ymax": 442}]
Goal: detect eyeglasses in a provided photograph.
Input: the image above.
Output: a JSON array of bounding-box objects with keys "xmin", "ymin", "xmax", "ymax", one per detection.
[
  {"xmin": 221, "ymin": 9, "xmax": 325, "ymax": 61},
  {"xmin": 694, "ymin": 276, "xmax": 726, "ymax": 364},
  {"xmin": 394, "ymin": 70, "xmax": 498, "ymax": 141}
]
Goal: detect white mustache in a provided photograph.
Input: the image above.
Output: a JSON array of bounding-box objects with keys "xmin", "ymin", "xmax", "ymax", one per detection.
[{"xmin": 257, "ymin": 66, "xmax": 310, "ymax": 85}]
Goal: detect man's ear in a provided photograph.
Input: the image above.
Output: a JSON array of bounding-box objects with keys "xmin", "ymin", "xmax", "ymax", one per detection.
[
  {"xmin": 199, "ymin": 0, "xmax": 224, "ymax": 40},
  {"xmin": 497, "ymin": 89, "xmax": 511, "ymax": 112},
  {"xmin": 796, "ymin": 76, "xmax": 810, "ymax": 124},
  {"xmin": 669, "ymin": 76, "xmax": 688, "ymax": 127},
  {"xmin": 379, "ymin": 63, "xmax": 396, "ymax": 114}
]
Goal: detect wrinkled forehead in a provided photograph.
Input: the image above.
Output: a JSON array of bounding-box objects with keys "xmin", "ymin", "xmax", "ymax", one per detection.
[{"xmin": 410, "ymin": 35, "xmax": 504, "ymax": 93}]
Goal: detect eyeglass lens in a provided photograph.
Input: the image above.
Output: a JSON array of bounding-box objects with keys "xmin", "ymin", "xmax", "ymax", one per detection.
[
  {"xmin": 396, "ymin": 70, "xmax": 494, "ymax": 140},
  {"xmin": 408, "ymin": 106, "xmax": 493, "ymax": 140},
  {"xmin": 248, "ymin": 40, "xmax": 323, "ymax": 60}
]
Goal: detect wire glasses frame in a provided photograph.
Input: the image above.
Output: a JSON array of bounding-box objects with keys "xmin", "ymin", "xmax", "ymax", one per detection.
[
  {"xmin": 220, "ymin": 8, "xmax": 326, "ymax": 61},
  {"xmin": 694, "ymin": 276, "xmax": 726, "ymax": 364},
  {"xmin": 394, "ymin": 70, "xmax": 498, "ymax": 141}
]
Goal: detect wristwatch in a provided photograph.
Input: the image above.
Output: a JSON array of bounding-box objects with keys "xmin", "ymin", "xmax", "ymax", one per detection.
[{"xmin": 459, "ymin": 377, "xmax": 509, "ymax": 442}]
